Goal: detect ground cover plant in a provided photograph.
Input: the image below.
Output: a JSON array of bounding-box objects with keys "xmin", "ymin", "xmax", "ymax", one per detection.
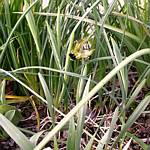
[{"xmin": 0, "ymin": 0, "xmax": 150, "ymax": 149}]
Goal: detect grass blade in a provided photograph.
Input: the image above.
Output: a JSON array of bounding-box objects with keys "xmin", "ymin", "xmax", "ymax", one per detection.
[
  {"xmin": 126, "ymin": 132, "xmax": 148, "ymax": 149},
  {"xmin": 125, "ymin": 79, "xmax": 146, "ymax": 110},
  {"xmin": 56, "ymin": 7, "xmax": 61, "ymax": 55},
  {"xmin": 38, "ymin": 73, "xmax": 59, "ymax": 149},
  {"xmin": 76, "ymin": 65, "xmax": 87, "ymax": 103},
  {"xmin": 46, "ymin": 21, "xmax": 61, "ymax": 69},
  {"xmin": 30, "ymin": 131, "xmax": 45, "ymax": 146},
  {"xmin": 38, "ymin": 73, "xmax": 54, "ymax": 119},
  {"xmin": 111, "ymin": 37, "xmax": 128, "ymax": 95},
  {"xmin": 4, "ymin": 0, "xmax": 19, "ymax": 68},
  {"xmin": 84, "ymin": 125, "xmax": 100, "ymax": 150},
  {"xmin": 75, "ymin": 76, "xmax": 91, "ymax": 150},
  {"xmin": 122, "ymin": 139, "xmax": 132, "ymax": 150},
  {"xmin": 96, "ymin": 107, "xmax": 119, "ymax": 150},
  {"xmin": 0, "ymin": 80, "xmax": 6, "ymax": 104},
  {"xmin": 113, "ymin": 95, "xmax": 150, "ymax": 147},
  {"xmin": 66, "ymin": 117, "xmax": 76, "ymax": 150},
  {"xmin": 23, "ymin": 0, "xmax": 42, "ymax": 63},
  {"xmin": 0, "ymin": 114, "xmax": 34, "ymax": 150}
]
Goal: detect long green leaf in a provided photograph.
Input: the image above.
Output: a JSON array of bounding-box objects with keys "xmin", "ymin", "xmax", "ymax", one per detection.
[
  {"xmin": 113, "ymin": 95, "xmax": 150, "ymax": 147},
  {"xmin": 38, "ymin": 73, "xmax": 58, "ymax": 150},
  {"xmin": 0, "ymin": 114, "xmax": 34, "ymax": 150},
  {"xmin": 111, "ymin": 37, "xmax": 128, "ymax": 95},
  {"xmin": 56, "ymin": 7, "xmax": 61, "ymax": 55},
  {"xmin": 46, "ymin": 21, "xmax": 61, "ymax": 69},
  {"xmin": 38, "ymin": 72, "xmax": 54, "ymax": 119},
  {"xmin": 75, "ymin": 76, "xmax": 91, "ymax": 150},
  {"xmin": 23, "ymin": 0, "xmax": 42, "ymax": 63},
  {"xmin": 4, "ymin": 0, "xmax": 19, "ymax": 68},
  {"xmin": 125, "ymin": 79, "xmax": 146, "ymax": 110},
  {"xmin": 126, "ymin": 132, "xmax": 148, "ymax": 149},
  {"xmin": 76, "ymin": 65, "xmax": 87, "ymax": 103},
  {"xmin": 0, "ymin": 80, "xmax": 6, "ymax": 104},
  {"xmin": 67, "ymin": 117, "xmax": 76, "ymax": 150}
]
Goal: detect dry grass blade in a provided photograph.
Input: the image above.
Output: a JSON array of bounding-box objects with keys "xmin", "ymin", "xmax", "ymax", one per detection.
[
  {"xmin": 96, "ymin": 107, "xmax": 119, "ymax": 150},
  {"xmin": 122, "ymin": 139, "xmax": 132, "ymax": 150}
]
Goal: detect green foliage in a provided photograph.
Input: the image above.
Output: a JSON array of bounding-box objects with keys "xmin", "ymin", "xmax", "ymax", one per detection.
[
  {"xmin": 0, "ymin": 114, "xmax": 34, "ymax": 150},
  {"xmin": 0, "ymin": 80, "xmax": 22, "ymax": 140},
  {"xmin": 0, "ymin": 104, "xmax": 22, "ymax": 139}
]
